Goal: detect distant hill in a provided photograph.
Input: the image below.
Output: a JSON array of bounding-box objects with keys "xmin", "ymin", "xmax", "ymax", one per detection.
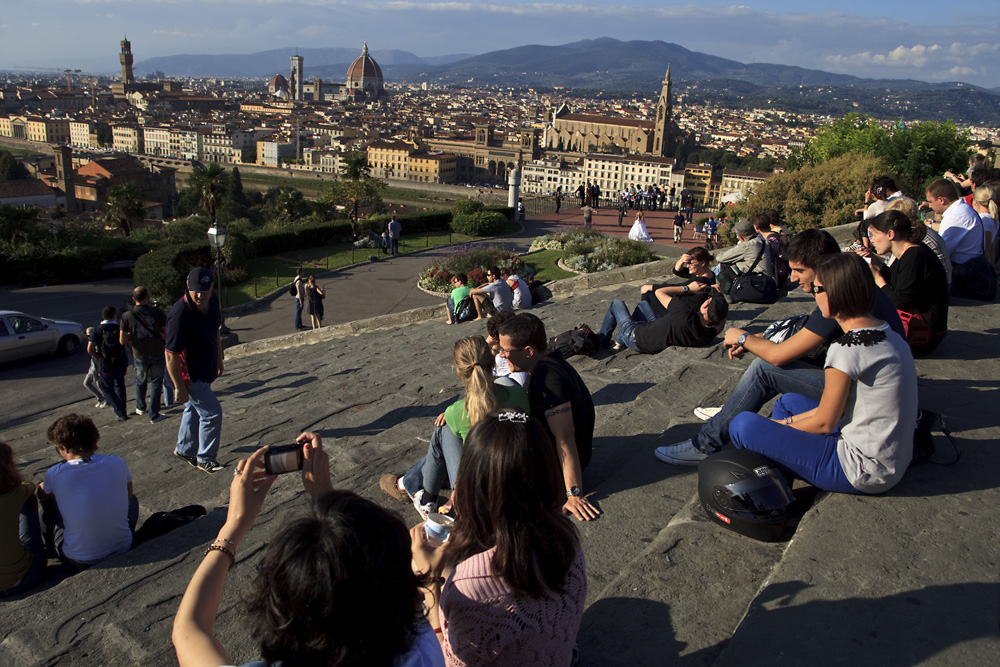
[{"xmin": 133, "ymin": 37, "xmax": 1000, "ymax": 124}]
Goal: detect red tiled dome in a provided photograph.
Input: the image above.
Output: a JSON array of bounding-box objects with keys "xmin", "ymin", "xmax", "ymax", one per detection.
[{"xmin": 346, "ymin": 42, "xmax": 383, "ymax": 85}]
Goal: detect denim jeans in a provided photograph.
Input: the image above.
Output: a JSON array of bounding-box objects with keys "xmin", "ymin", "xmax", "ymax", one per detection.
[
  {"xmin": 295, "ymin": 297, "xmax": 303, "ymax": 330},
  {"xmin": 175, "ymin": 381, "xmax": 222, "ymax": 464},
  {"xmin": 83, "ymin": 365, "xmax": 104, "ymax": 403},
  {"xmin": 98, "ymin": 363, "xmax": 128, "ymax": 419},
  {"xmin": 598, "ymin": 298, "xmax": 646, "ymax": 352},
  {"xmin": 631, "ymin": 299, "xmax": 657, "ymax": 322},
  {"xmin": 729, "ymin": 393, "xmax": 858, "ymax": 494},
  {"xmin": 693, "ymin": 357, "xmax": 825, "ymax": 454},
  {"xmin": 402, "ymin": 424, "xmax": 463, "ymax": 504},
  {"xmin": 446, "ymin": 296, "xmax": 455, "ymax": 320},
  {"xmin": 134, "ymin": 356, "xmax": 165, "ymax": 418},
  {"xmin": 390, "ymin": 237, "xmax": 399, "ymax": 255},
  {"xmin": 0, "ymin": 496, "xmax": 45, "ymax": 597}
]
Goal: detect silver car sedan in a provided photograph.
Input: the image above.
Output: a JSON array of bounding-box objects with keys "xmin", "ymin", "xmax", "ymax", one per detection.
[{"xmin": 0, "ymin": 310, "xmax": 86, "ymax": 364}]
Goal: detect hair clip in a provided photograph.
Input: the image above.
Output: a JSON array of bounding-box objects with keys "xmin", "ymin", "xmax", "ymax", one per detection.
[{"xmin": 498, "ymin": 411, "xmax": 530, "ymax": 423}]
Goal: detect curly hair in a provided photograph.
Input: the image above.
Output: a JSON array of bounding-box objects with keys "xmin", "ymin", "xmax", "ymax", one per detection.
[
  {"xmin": 244, "ymin": 490, "xmax": 423, "ymax": 667},
  {"xmin": 46, "ymin": 414, "xmax": 100, "ymax": 456},
  {"xmin": 446, "ymin": 410, "xmax": 579, "ymax": 599},
  {"xmin": 454, "ymin": 336, "xmax": 497, "ymax": 428},
  {"xmin": 0, "ymin": 442, "xmax": 23, "ymax": 494}
]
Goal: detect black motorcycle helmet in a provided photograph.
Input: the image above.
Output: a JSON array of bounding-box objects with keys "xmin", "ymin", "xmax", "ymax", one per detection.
[{"xmin": 698, "ymin": 449, "xmax": 794, "ymax": 542}]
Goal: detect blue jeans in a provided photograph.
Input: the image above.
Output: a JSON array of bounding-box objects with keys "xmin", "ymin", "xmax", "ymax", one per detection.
[
  {"xmin": 175, "ymin": 381, "xmax": 222, "ymax": 464},
  {"xmin": 402, "ymin": 424, "xmax": 463, "ymax": 503},
  {"xmin": 295, "ymin": 297, "xmax": 303, "ymax": 330},
  {"xmin": 98, "ymin": 363, "xmax": 128, "ymax": 419},
  {"xmin": 694, "ymin": 357, "xmax": 825, "ymax": 454},
  {"xmin": 41, "ymin": 494, "xmax": 139, "ymax": 572},
  {"xmin": 632, "ymin": 300, "xmax": 657, "ymax": 322},
  {"xmin": 390, "ymin": 237, "xmax": 399, "ymax": 255},
  {"xmin": 729, "ymin": 393, "xmax": 858, "ymax": 494},
  {"xmin": 83, "ymin": 365, "xmax": 104, "ymax": 402},
  {"xmin": 598, "ymin": 299, "xmax": 646, "ymax": 352},
  {"xmin": 446, "ymin": 297, "xmax": 455, "ymax": 321},
  {"xmin": 0, "ymin": 496, "xmax": 45, "ymax": 597},
  {"xmin": 134, "ymin": 356, "xmax": 165, "ymax": 418}
]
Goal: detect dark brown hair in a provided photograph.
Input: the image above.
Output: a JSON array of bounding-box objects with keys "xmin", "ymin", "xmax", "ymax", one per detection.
[
  {"xmin": 446, "ymin": 410, "xmax": 579, "ymax": 598},
  {"xmin": 868, "ymin": 210, "xmax": 925, "ymax": 245},
  {"xmin": 926, "ymin": 178, "xmax": 959, "ymax": 203},
  {"xmin": 498, "ymin": 312, "xmax": 547, "ymax": 353},
  {"xmin": 815, "ymin": 253, "xmax": 876, "ymax": 319},
  {"xmin": 785, "ymin": 229, "xmax": 840, "ymax": 268},
  {"xmin": 687, "ymin": 246, "xmax": 714, "ymax": 267},
  {"xmin": 47, "ymin": 414, "xmax": 99, "ymax": 456},
  {"xmin": 0, "ymin": 441, "xmax": 23, "ymax": 494}
]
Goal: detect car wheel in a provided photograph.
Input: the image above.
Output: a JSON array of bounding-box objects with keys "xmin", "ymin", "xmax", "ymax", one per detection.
[{"xmin": 59, "ymin": 336, "xmax": 80, "ymax": 356}]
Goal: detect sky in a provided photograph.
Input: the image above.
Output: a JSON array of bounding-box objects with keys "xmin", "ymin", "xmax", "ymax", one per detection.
[{"xmin": 2, "ymin": 1, "xmax": 998, "ymax": 89}]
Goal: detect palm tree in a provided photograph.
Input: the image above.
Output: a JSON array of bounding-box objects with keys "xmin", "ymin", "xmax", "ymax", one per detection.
[
  {"xmin": 104, "ymin": 181, "xmax": 145, "ymax": 236},
  {"xmin": 341, "ymin": 152, "xmax": 370, "ymax": 181},
  {"xmin": 189, "ymin": 163, "xmax": 226, "ymax": 225}
]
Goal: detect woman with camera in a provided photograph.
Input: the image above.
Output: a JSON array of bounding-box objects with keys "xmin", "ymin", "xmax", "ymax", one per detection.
[
  {"xmin": 172, "ymin": 435, "xmax": 444, "ymax": 667},
  {"xmin": 410, "ymin": 410, "xmax": 587, "ymax": 666},
  {"xmin": 727, "ymin": 253, "xmax": 918, "ymax": 495}
]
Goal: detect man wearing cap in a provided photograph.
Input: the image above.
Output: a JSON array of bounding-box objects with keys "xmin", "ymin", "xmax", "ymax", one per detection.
[
  {"xmin": 165, "ymin": 267, "xmax": 226, "ymax": 474},
  {"xmin": 713, "ymin": 219, "xmax": 775, "ymax": 278}
]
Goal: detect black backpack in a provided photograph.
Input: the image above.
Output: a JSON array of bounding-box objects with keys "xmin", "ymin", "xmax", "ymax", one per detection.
[
  {"xmin": 548, "ymin": 324, "xmax": 600, "ymax": 359},
  {"xmin": 99, "ymin": 323, "xmax": 125, "ymax": 363},
  {"xmin": 453, "ymin": 296, "xmax": 476, "ymax": 323},
  {"xmin": 766, "ymin": 235, "xmax": 789, "ymax": 289}
]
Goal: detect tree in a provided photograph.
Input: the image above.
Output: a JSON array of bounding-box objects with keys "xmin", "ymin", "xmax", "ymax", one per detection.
[
  {"xmin": 800, "ymin": 113, "xmax": 888, "ymax": 167},
  {"xmin": 882, "ymin": 120, "xmax": 971, "ymax": 196},
  {"xmin": 188, "ymin": 163, "xmax": 227, "ymax": 226},
  {"xmin": 341, "ymin": 152, "xmax": 371, "ymax": 181},
  {"xmin": 0, "ymin": 151, "xmax": 28, "ymax": 181},
  {"xmin": 228, "ymin": 167, "xmax": 248, "ymax": 207},
  {"xmin": 317, "ymin": 179, "xmax": 386, "ymax": 219},
  {"xmin": 104, "ymin": 181, "xmax": 145, "ymax": 236}
]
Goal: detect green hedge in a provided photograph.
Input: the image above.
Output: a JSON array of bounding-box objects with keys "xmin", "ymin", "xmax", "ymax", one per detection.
[
  {"xmin": 0, "ymin": 237, "xmax": 151, "ymax": 286},
  {"xmin": 133, "ymin": 241, "xmax": 212, "ymax": 304},
  {"xmin": 451, "ymin": 211, "xmax": 509, "ymax": 237}
]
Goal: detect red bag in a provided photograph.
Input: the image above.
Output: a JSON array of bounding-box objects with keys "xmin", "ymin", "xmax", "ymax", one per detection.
[{"xmin": 897, "ymin": 310, "xmax": 932, "ymax": 348}]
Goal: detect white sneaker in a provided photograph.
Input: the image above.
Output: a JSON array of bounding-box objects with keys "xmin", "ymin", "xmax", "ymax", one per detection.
[
  {"xmin": 412, "ymin": 489, "xmax": 436, "ymax": 519},
  {"xmin": 135, "ymin": 408, "xmax": 146, "ymax": 416},
  {"xmin": 693, "ymin": 406, "xmax": 722, "ymax": 421},
  {"xmin": 611, "ymin": 341, "xmax": 625, "ymax": 352},
  {"xmin": 654, "ymin": 439, "xmax": 709, "ymax": 466},
  {"xmin": 95, "ymin": 401, "xmax": 107, "ymax": 409}
]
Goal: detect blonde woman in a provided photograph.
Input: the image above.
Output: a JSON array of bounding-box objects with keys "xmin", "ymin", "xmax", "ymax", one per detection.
[
  {"xmin": 381, "ymin": 336, "xmax": 530, "ymax": 517},
  {"xmin": 971, "ymin": 184, "xmax": 998, "ymax": 265}
]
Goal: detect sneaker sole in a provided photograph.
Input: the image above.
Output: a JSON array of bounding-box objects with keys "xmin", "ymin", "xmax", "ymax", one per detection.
[
  {"xmin": 693, "ymin": 407, "xmax": 722, "ymax": 421},
  {"xmin": 174, "ymin": 451, "xmax": 198, "ymax": 468},
  {"xmin": 198, "ymin": 463, "xmax": 224, "ymax": 474}
]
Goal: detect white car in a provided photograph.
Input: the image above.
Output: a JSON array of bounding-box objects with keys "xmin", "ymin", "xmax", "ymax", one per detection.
[{"xmin": 0, "ymin": 310, "xmax": 86, "ymax": 364}]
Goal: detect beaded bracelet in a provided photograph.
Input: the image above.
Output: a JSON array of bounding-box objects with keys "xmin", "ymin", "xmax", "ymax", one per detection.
[
  {"xmin": 204, "ymin": 544, "xmax": 236, "ymax": 568},
  {"xmin": 213, "ymin": 537, "xmax": 237, "ymax": 548}
]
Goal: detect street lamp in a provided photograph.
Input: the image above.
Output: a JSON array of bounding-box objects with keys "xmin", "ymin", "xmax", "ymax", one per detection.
[{"xmin": 207, "ymin": 225, "xmax": 229, "ymax": 333}]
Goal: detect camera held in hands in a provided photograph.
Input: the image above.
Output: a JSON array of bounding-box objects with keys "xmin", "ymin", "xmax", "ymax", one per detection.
[{"xmin": 264, "ymin": 443, "xmax": 304, "ymax": 475}]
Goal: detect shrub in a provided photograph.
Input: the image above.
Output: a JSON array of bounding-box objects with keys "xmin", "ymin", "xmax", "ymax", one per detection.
[
  {"xmin": 221, "ymin": 231, "xmax": 254, "ymax": 269},
  {"xmin": 451, "ymin": 211, "xmax": 509, "ymax": 237},
  {"xmin": 419, "ymin": 243, "xmax": 529, "ymax": 293},
  {"xmin": 566, "ymin": 237, "xmax": 659, "ymax": 273},
  {"xmin": 451, "ymin": 199, "xmax": 486, "ymax": 217},
  {"xmin": 133, "ymin": 241, "xmax": 212, "ymax": 304},
  {"xmin": 528, "ymin": 228, "xmax": 606, "ymax": 252}
]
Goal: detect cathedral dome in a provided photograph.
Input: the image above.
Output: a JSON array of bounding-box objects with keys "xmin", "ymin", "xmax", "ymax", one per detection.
[{"xmin": 346, "ymin": 42, "xmax": 384, "ymax": 94}]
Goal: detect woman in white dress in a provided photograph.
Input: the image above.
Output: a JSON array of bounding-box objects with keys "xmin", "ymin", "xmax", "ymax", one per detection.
[{"xmin": 628, "ymin": 211, "xmax": 654, "ymax": 243}]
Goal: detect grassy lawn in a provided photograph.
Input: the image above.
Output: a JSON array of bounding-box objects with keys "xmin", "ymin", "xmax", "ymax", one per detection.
[
  {"xmin": 0, "ymin": 144, "xmax": 46, "ymax": 156},
  {"xmin": 231, "ymin": 173, "xmax": 460, "ymax": 209},
  {"xmin": 524, "ymin": 249, "xmax": 575, "ymax": 283},
  {"xmin": 224, "ymin": 230, "xmax": 475, "ymax": 307}
]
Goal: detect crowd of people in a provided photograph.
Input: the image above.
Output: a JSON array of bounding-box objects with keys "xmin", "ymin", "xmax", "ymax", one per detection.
[{"xmin": 3, "ymin": 162, "xmax": 997, "ymax": 665}]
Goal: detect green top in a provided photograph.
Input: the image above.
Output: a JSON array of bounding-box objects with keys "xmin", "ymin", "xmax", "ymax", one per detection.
[
  {"xmin": 444, "ymin": 382, "xmax": 530, "ymax": 443},
  {"xmin": 449, "ymin": 285, "xmax": 471, "ymax": 315},
  {"xmin": 0, "ymin": 482, "xmax": 33, "ymax": 592}
]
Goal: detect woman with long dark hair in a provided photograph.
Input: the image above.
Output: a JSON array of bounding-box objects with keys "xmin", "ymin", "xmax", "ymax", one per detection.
[
  {"xmin": 0, "ymin": 441, "xmax": 45, "ymax": 597},
  {"xmin": 727, "ymin": 253, "xmax": 918, "ymax": 494},
  {"xmin": 864, "ymin": 210, "xmax": 949, "ymax": 353},
  {"xmin": 410, "ymin": 410, "xmax": 587, "ymax": 666}
]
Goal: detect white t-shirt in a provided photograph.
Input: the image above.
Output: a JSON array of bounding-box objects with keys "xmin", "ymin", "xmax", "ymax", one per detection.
[
  {"xmin": 826, "ymin": 323, "xmax": 918, "ymax": 493},
  {"xmin": 939, "ymin": 199, "xmax": 984, "ymax": 265},
  {"xmin": 43, "ymin": 453, "xmax": 133, "ymax": 563}
]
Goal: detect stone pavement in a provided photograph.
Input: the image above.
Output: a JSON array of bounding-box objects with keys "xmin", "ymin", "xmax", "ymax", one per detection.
[{"xmin": 1, "ymin": 219, "xmax": 998, "ymax": 666}]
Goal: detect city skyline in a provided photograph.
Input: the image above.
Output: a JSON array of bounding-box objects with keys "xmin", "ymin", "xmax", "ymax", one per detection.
[{"xmin": 1, "ymin": 1, "xmax": 998, "ymax": 89}]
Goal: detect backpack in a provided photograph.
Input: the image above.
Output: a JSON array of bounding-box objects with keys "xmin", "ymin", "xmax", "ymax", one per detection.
[
  {"xmin": 454, "ymin": 296, "xmax": 476, "ymax": 323},
  {"xmin": 99, "ymin": 323, "xmax": 125, "ymax": 363},
  {"xmin": 766, "ymin": 235, "xmax": 789, "ymax": 289},
  {"xmin": 911, "ymin": 409, "xmax": 960, "ymax": 467},
  {"xmin": 548, "ymin": 324, "xmax": 600, "ymax": 359},
  {"xmin": 289, "ymin": 278, "xmax": 299, "ymax": 298}
]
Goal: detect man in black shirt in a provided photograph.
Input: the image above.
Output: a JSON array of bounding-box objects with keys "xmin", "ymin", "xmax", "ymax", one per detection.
[
  {"xmin": 598, "ymin": 290, "xmax": 727, "ymax": 354},
  {"xmin": 120, "ymin": 286, "xmax": 167, "ymax": 423},
  {"xmin": 498, "ymin": 313, "xmax": 598, "ymax": 522}
]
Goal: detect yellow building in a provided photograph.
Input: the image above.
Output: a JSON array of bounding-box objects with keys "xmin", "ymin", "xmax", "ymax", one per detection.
[
  {"xmin": 367, "ymin": 139, "xmax": 417, "ymax": 180},
  {"xmin": 683, "ymin": 163, "xmax": 713, "ymax": 208},
  {"xmin": 408, "ymin": 151, "xmax": 456, "ymax": 184},
  {"xmin": 24, "ymin": 117, "xmax": 71, "ymax": 144}
]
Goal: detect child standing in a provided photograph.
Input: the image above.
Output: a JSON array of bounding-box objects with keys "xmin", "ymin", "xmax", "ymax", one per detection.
[{"xmin": 82, "ymin": 327, "xmax": 106, "ymax": 408}]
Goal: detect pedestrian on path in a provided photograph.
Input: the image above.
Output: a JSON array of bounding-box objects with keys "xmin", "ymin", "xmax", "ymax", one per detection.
[{"xmin": 388, "ymin": 215, "xmax": 402, "ymax": 256}]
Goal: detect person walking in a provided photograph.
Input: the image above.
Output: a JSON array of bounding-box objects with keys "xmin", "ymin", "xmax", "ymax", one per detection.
[
  {"xmin": 82, "ymin": 327, "xmax": 106, "ymax": 408},
  {"xmin": 166, "ymin": 267, "xmax": 226, "ymax": 474},
  {"xmin": 120, "ymin": 286, "xmax": 168, "ymax": 423},
  {"xmin": 555, "ymin": 187, "xmax": 562, "ymax": 214},
  {"xmin": 87, "ymin": 306, "xmax": 128, "ymax": 422},
  {"xmin": 388, "ymin": 215, "xmax": 402, "ymax": 256}
]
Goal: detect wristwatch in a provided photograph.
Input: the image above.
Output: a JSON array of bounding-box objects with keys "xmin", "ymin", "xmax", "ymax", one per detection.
[
  {"xmin": 682, "ymin": 284, "xmax": 690, "ymax": 293},
  {"xmin": 566, "ymin": 486, "xmax": 582, "ymax": 498},
  {"xmin": 737, "ymin": 332, "xmax": 748, "ymax": 346}
]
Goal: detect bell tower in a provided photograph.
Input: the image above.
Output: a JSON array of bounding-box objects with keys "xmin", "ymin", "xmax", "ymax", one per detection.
[
  {"xmin": 120, "ymin": 37, "xmax": 135, "ymax": 85},
  {"xmin": 653, "ymin": 65, "xmax": 673, "ymax": 157}
]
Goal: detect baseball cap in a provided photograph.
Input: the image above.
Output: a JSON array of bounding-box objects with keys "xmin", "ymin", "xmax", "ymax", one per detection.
[{"xmin": 187, "ymin": 267, "xmax": 214, "ymax": 292}]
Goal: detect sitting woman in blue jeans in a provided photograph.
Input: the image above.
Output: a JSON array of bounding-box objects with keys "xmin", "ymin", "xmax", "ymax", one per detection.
[{"xmin": 728, "ymin": 253, "xmax": 918, "ymax": 494}]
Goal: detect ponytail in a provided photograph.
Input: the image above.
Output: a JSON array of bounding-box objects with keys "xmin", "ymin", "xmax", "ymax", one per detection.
[{"xmin": 453, "ymin": 336, "xmax": 498, "ymax": 429}]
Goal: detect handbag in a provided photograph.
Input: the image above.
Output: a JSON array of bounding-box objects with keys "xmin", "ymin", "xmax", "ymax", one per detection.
[
  {"xmin": 896, "ymin": 310, "xmax": 932, "ymax": 349},
  {"xmin": 729, "ymin": 240, "xmax": 778, "ymax": 304}
]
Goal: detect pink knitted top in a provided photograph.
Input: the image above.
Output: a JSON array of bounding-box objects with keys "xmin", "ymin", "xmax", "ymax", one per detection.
[{"xmin": 439, "ymin": 544, "xmax": 587, "ymax": 667}]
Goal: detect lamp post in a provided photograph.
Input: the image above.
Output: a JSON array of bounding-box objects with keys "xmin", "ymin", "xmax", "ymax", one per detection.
[{"xmin": 207, "ymin": 225, "xmax": 229, "ymax": 334}]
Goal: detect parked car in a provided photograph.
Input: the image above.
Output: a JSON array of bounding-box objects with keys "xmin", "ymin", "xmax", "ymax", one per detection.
[{"xmin": 0, "ymin": 311, "xmax": 86, "ymax": 364}]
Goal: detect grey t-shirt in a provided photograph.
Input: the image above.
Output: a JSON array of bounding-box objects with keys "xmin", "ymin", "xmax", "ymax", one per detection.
[
  {"xmin": 481, "ymin": 280, "xmax": 513, "ymax": 312},
  {"xmin": 826, "ymin": 323, "xmax": 918, "ymax": 493}
]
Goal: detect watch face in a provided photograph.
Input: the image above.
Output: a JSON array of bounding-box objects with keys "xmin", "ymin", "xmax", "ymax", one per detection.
[{"xmin": 567, "ymin": 486, "xmax": 582, "ymax": 497}]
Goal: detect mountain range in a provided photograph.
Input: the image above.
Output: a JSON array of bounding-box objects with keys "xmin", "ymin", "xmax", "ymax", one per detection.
[{"xmin": 134, "ymin": 38, "xmax": 1000, "ymax": 125}]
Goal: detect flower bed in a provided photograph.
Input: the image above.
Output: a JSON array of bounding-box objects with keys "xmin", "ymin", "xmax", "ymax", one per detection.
[
  {"xmin": 419, "ymin": 243, "xmax": 530, "ymax": 294},
  {"xmin": 529, "ymin": 230, "xmax": 659, "ymax": 273}
]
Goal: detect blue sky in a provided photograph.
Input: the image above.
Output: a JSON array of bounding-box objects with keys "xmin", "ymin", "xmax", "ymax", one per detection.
[{"xmin": 2, "ymin": 1, "xmax": 998, "ymax": 88}]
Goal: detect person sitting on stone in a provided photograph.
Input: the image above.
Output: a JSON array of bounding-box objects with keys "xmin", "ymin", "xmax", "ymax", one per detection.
[
  {"xmin": 855, "ymin": 175, "xmax": 903, "ymax": 219},
  {"xmin": 409, "ymin": 410, "xmax": 587, "ymax": 666},
  {"xmin": 0, "ymin": 441, "xmax": 45, "ymax": 598},
  {"xmin": 37, "ymin": 414, "xmax": 138, "ymax": 572},
  {"xmin": 486, "ymin": 311, "xmax": 529, "ymax": 387},
  {"xmin": 598, "ymin": 288, "xmax": 728, "ymax": 355},
  {"xmin": 445, "ymin": 273, "xmax": 471, "ymax": 325},
  {"xmin": 469, "ymin": 267, "xmax": 513, "ymax": 319},
  {"xmin": 638, "ymin": 247, "xmax": 717, "ymax": 320},
  {"xmin": 500, "ymin": 267, "xmax": 532, "ymax": 310},
  {"xmin": 173, "ymin": 437, "xmax": 445, "ymax": 667},
  {"xmin": 885, "ymin": 196, "xmax": 953, "ymax": 287},
  {"xmin": 380, "ymin": 336, "xmax": 530, "ymax": 519},
  {"xmin": 925, "ymin": 178, "xmax": 991, "ymax": 299},
  {"xmin": 654, "ymin": 230, "xmax": 906, "ymax": 467},
  {"xmin": 714, "ymin": 219, "xmax": 775, "ymax": 279}
]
